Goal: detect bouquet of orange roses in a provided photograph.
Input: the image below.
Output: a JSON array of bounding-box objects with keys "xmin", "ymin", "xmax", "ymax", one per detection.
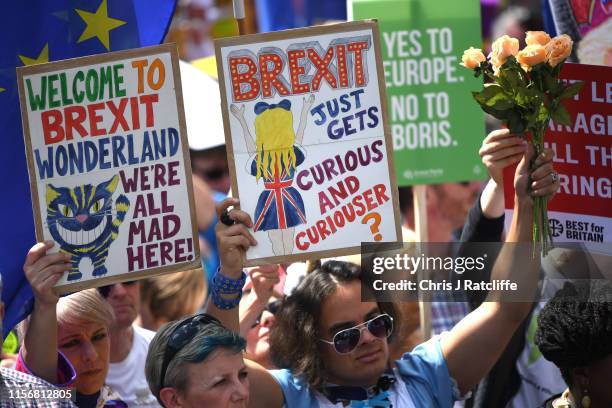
[{"xmin": 461, "ymin": 32, "xmax": 583, "ymax": 256}]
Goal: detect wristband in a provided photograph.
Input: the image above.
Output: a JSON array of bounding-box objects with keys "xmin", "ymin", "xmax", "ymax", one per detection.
[
  {"xmin": 212, "ymin": 268, "xmax": 247, "ymax": 294},
  {"xmin": 211, "ymin": 290, "xmax": 242, "ymax": 310}
]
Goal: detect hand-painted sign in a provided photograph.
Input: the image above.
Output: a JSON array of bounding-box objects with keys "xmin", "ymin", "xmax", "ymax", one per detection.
[
  {"xmin": 17, "ymin": 44, "xmax": 201, "ymax": 293},
  {"xmin": 216, "ymin": 21, "xmax": 402, "ymax": 265}
]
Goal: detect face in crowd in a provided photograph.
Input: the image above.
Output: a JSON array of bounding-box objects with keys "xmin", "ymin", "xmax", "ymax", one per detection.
[
  {"xmin": 57, "ymin": 289, "xmax": 113, "ymax": 395},
  {"xmin": 318, "ymin": 280, "xmax": 391, "ymax": 386},
  {"xmin": 146, "ymin": 314, "xmax": 249, "ymax": 408},
  {"xmin": 245, "ymin": 298, "xmax": 279, "ymax": 368}
]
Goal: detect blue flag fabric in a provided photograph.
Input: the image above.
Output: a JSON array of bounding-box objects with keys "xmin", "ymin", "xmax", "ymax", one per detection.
[
  {"xmin": 254, "ymin": 0, "xmax": 346, "ymax": 32},
  {"xmin": 0, "ymin": 0, "xmax": 176, "ymax": 337}
]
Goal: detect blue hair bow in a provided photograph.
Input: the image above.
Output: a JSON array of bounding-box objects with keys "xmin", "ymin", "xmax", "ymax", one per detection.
[{"xmin": 254, "ymin": 99, "xmax": 292, "ymax": 115}]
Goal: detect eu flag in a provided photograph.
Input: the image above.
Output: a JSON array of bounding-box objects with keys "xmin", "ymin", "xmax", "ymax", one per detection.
[{"xmin": 0, "ymin": 0, "xmax": 176, "ymax": 337}]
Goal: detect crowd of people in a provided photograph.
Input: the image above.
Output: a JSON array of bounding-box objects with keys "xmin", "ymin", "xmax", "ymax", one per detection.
[
  {"xmin": 1, "ymin": 117, "xmax": 610, "ymax": 408},
  {"xmin": 1, "ymin": 4, "xmax": 610, "ymax": 407}
]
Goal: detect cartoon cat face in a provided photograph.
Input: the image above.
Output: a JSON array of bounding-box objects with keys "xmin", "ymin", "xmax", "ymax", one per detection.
[{"xmin": 46, "ymin": 175, "xmax": 119, "ymax": 247}]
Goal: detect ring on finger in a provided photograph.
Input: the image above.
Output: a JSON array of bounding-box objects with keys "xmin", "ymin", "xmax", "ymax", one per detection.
[
  {"xmin": 550, "ymin": 172, "xmax": 559, "ymax": 183},
  {"xmin": 220, "ymin": 209, "xmax": 235, "ymax": 226}
]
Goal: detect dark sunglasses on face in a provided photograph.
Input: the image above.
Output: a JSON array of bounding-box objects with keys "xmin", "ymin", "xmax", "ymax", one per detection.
[
  {"xmin": 159, "ymin": 313, "xmax": 221, "ymax": 390},
  {"xmin": 320, "ymin": 314, "xmax": 394, "ymax": 354},
  {"xmin": 97, "ymin": 281, "xmax": 137, "ymax": 299},
  {"xmin": 251, "ymin": 299, "xmax": 281, "ymax": 328},
  {"xmin": 196, "ymin": 167, "xmax": 229, "ymax": 181}
]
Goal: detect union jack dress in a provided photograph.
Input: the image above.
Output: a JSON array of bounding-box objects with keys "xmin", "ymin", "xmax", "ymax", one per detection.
[{"xmin": 250, "ymin": 145, "xmax": 307, "ymax": 232}]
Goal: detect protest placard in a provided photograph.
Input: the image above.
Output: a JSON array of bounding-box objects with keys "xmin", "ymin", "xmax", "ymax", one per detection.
[
  {"xmin": 349, "ymin": 0, "xmax": 487, "ymax": 185},
  {"xmin": 215, "ymin": 20, "xmax": 402, "ymax": 265},
  {"xmin": 17, "ymin": 44, "xmax": 201, "ymax": 293},
  {"xmin": 504, "ymin": 63, "xmax": 611, "ymax": 255}
]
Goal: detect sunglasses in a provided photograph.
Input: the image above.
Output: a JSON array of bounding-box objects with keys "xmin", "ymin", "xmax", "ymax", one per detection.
[
  {"xmin": 159, "ymin": 313, "xmax": 221, "ymax": 390},
  {"xmin": 195, "ymin": 167, "xmax": 229, "ymax": 181},
  {"xmin": 97, "ymin": 281, "xmax": 137, "ymax": 298},
  {"xmin": 320, "ymin": 314, "xmax": 394, "ymax": 354},
  {"xmin": 251, "ymin": 299, "xmax": 281, "ymax": 328}
]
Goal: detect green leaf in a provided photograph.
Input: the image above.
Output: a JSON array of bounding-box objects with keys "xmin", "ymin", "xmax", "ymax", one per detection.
[
  {"xmin": 516, "ymin": 86, "xmax": 542, "ymax": 109},
  {"xmin": 550, "ymin": 104, "xmax": 571, "ymax": 126},
  {"xmin": 480, "ymin": 104, "xmax": 511, "ymax": 120},
  {"xmin": 559, "ymin": 81, "xmax": 584, "ymax": 99},
  {"xmin": 507, "ymin": 110, "xmax": 527, "ymax": 134},
  {"xmin": 473, "ymin": 85, "xmax": 514, "ymax": 110}
]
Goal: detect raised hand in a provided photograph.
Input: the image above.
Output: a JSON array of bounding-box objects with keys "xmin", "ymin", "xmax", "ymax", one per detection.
[
  {"xmin": 514, "ymin": 145, "xmax": 559, "ymax": 203},
  {"xmin": 215, "ymin": 198, "xmax": 257, "ymax": 279},
  {"xmin": 479, "ymin": 129, "xmax": 527, "ymax": 185},
  {"xmin": 23, "ymin": 241, "xmax": 71, "ymax": 307},
  {"xmin": 248, "ymin": 264, "xmax": 280, "ymax": 304}
]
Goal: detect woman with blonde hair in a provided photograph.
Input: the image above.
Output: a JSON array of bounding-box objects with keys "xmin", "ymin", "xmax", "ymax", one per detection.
[
  {"xmin": 18, "ymin": 241, "xmax": 125, "ymax": 408},
  {"xmin": 138, "ymin": 269, "xmax": 207, "ymax": 331},
  {"xmin": 230, "ymin": 94, "xmax": 315, "ymax": 255}
]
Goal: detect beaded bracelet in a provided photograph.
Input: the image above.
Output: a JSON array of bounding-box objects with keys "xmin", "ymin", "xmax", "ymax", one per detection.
[
  {"xmin": 211, "ymin": 289, "xmax": 242, "ymax": 310},
  {"xmin": 212, "ymin": 269, "xmax": 247, "ymax": 294},
  {"xmin": 210, "ymin": 268, "xmax": 247, "ymax": 310}
]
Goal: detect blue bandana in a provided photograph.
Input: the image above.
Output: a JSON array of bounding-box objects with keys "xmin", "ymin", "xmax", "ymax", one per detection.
[{"xmin": 326, "ymin": 371, "xmax": 396, "ymax": 407}]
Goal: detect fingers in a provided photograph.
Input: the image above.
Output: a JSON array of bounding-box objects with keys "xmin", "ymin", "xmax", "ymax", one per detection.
[
  {"xmin": 482, "ymin": 152, "xmax": 524, "ymax": 169},
  {"xmin": 482, "ymin": 128, "xmax": 513, "ymax": 143},
  {"xmin": 227, "ymin": 209, "xmax": 254, "ymax": 228},
  {"xmin": 531, "ymin": 162, "xmax": 554, "ymax": 181},
  {"xmin": 534, "ymin": 148, "xmax": 554, "ymax": 167},
  {"xmin": 516, "ymin": 143, "xmax": 536, "ymax": 176},
  {"xmin": 478, "ymin": 140, "xmax": 527, "ymax": 159},
  {"xmin": 24, "ymin": 241, "xmax": 55, "ymax": 267},
  {"xmin": 530, "ymin": 148, "xmax": 559, "ymax": 196},
  {"xmin": 216, "ymin": 198, "xmax": 254, "ymax": 228},
  {"xmin": 222, "ymin": 223, "xmax": 257, "ymax": 246},
  {"xmin": 223, "ymin": 235, "xmax": 253, "ymax": 251}
]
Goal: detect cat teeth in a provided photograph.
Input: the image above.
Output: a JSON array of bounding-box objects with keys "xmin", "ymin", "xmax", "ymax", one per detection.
[{"xmin": 55, "ymin": 217, "xmax": 107, "ymax": 246}]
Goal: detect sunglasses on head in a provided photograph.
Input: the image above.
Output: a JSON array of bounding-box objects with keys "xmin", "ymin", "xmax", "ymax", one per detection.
[
  {"xmin": 320, "ymin": 314, "xmax": 394, "ymax": 354},
  {"xmin": 97, "ymin": 281, "xmax": 137, "ymax": 298},
  {"xmin": 159, "ymin": 313, "xmax": 221, "ymax": 390},
  {"xmin": 251, "ymin": 299, "xmax": 281, "ymax": 328}
]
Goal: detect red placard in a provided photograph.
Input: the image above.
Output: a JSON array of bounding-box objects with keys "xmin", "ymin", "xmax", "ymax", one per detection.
[{"xmin": 504, "ymin": 63, "xmax": 611, "ymax": 251}]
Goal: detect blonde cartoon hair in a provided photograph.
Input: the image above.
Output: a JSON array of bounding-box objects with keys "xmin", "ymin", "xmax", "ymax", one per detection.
[{"xmin": 254, "ymin": 107, "xmax": 296, "ymax": 181}]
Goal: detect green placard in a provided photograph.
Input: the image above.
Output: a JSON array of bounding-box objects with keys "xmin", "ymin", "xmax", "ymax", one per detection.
[{"xmin": 349, "ymin": 0, "xmax": 486, "ymax": 185}]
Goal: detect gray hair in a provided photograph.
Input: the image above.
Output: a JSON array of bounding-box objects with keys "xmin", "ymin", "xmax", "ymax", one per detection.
[{"xmin": 145, "ymin": 314, "xmax": 246, "ymax": 405}]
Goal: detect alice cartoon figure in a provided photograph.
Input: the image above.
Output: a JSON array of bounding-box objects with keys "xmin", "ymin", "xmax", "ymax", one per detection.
[{"xmin": 230, "ymin": 94, "xmax": 315, "ymax": 255}]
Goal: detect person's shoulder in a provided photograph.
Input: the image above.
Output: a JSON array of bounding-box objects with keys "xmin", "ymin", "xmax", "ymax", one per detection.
[
  {"xmin": 134, "ymin": 325, "xmax": 156, "ymax": 344},
  {"xmin": 269, "ymin": 369, "xmax": 313, "ymax": 405},
  {"xmin": 1, "ymin": 366, "xmax": 53, "ymax": 387},
  {"xmin": 0, "ymin": 367, "xmax": 77, "ymax": 407}
]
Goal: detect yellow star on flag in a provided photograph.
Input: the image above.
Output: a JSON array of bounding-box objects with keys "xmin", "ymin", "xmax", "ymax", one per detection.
[
  {"xmin": 0, "ymin": 87, "xmax": 5, "ymax": 93},
  {"xmin": 76, "ymin": 0, "xmax": 126, "ymax": 51},
  {"xmin": 18, "ymin": 43, "xmax": 49, "ymax": 66}
]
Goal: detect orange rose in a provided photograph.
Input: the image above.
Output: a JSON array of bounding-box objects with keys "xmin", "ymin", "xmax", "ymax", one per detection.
[
  {"xmin": 461, "ymin": 47, "xmax": 486, "ymax": 69},
  {"xmin": 517, "ymin": 44, "xmax": 547, "ymax": 70},
  {"xmin": 491, "ymin": 35, "xmax": 520, "ymax": 68},
  {"xmin": 525, "ymin": 31, "xmax": 551, "ymax": 46},
  {"xmin": 546, "ymin": 34, "xmax": 573, "ymax": 67}
]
